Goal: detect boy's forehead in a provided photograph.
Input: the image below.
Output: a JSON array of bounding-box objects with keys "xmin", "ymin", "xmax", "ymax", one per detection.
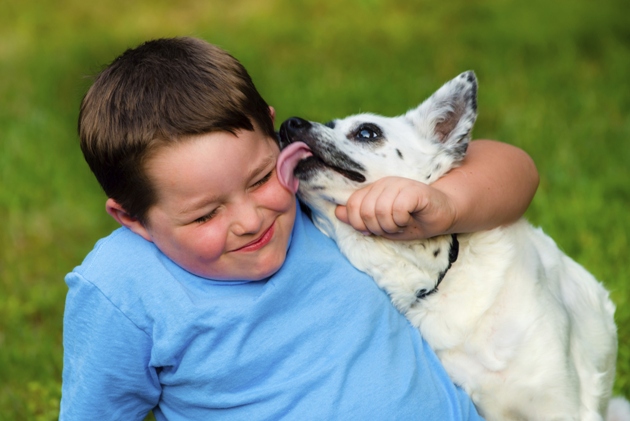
[
  {"xmin": 144, "ymin": 131, "xmax": 279, "ymax": 212},
  {"xmin": 146, "ymin": 127, "xmax": 278, "ymax": 161}
]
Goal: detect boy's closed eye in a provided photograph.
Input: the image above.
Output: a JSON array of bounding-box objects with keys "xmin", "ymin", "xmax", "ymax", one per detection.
[
  {"xmin": 192, "ymin": 170, "xmax": 274, "ymax": 225},
  {"xmin": 251, "ymin": 169, "xmax": 274, "ymax": 189},
  {"xmin": 194, "ymin": 208, "xmax": 219, "ymax": 224}
]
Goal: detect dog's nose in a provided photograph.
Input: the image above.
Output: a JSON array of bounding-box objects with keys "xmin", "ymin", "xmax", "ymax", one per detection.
[
  {"xmin": 284, "ymin": 117, "xmax": 311, "ymax": 131},
  {"xmin": 278, "ymin": 117, "xmax": 313, "ymax": 148}
]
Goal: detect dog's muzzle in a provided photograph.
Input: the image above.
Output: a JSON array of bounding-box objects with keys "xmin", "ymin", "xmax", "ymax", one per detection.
[{"xmin": 278, "ymin": 117, "xmax": 367, "ymax": 184}]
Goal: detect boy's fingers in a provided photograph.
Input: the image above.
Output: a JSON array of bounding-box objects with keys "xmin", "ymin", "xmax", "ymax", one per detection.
[
  {"xmin": 335, "ymin": 206, "xmax": 371, "ymax": 235},
  {"xmin": 342, "ymin": 181, "xmax": 403, "ymax": 235},
  {"xmin": 345, "ymin": 190, "xmax": 369, "ymax": 231},
  {"xmin": 358, "ymin": 199, "xmax": 383, "ymax": 234},
  {"xmin": 337, "ymin": 178, "xmax": 426, "ymax": 236},
  {"xmin": 390, "ymin": 189, "xmax": 417, "ymax": 228},
  {"xmin": 336, "ymin": 205, "xmax": 360, "ymax": 227},
  {"xmin": 334, "ymin": 205, "xmax": 349, "ymax": 224},
  {"xmin": 365, "ymin": 189, "xmax": 409, "ymax": 235},
  {"xmin": 359, "ymin": 188, "xmax": 395, "ymax": 235}
]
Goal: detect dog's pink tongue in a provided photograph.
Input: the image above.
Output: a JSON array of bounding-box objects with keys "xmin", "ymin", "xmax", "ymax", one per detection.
[{"xmin": 277, "ymin": 142, "xmax": 312, "ymax": 193}]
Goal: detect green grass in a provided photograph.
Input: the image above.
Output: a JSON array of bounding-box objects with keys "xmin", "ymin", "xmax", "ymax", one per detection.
[{"xmin": 1, "ymin": 0, "xmax": 628, "ymax": 418}]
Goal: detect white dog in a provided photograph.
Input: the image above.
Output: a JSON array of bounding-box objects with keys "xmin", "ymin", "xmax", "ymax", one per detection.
[{"xmin": 276, "ymin": 72, "xmax": 627, "ymax": 420}]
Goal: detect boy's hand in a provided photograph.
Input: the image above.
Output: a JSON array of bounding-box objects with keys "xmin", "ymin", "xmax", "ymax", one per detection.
[
  {"xmin": 334, "ymin": 177, "xmax": 457, "ymax": 240},
  {"xmin": 335, "ymin": 141, "xmax": 539, "ymax": 240}
]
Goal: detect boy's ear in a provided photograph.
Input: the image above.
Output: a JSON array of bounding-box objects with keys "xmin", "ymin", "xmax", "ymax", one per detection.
[
  {"xmin": 105, "ymin": 198, "xmax": 153, "ymax": 242},
  {"xmin": 269, "ymin": 106, "xmax": 276, "ymax": 124}
]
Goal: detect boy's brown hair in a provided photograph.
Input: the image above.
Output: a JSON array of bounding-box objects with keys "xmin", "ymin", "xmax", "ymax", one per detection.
[{"xmin": 79, "ymin": 37, "xmax": 275, "ymax": 224}]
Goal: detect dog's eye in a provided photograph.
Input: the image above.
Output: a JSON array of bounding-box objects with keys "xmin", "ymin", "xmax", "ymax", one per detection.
[{"xmin": 353, "ymin": 124, "xmax": 382, "ymax": 142}]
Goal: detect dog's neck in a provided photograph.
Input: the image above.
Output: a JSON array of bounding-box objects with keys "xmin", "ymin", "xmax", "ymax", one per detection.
[
  {"xmin": 416, "ymin": 234, "xmax": 459, "ymax": 299},
  {"xmin": 308, "ymin": 199, "xmax": 460, "ymax": 297}
]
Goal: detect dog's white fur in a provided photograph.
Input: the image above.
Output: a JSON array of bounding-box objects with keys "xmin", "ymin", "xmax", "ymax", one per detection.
[{"xmin": 278, "ymin": 72, "xmax": 625, "ymax": 420}]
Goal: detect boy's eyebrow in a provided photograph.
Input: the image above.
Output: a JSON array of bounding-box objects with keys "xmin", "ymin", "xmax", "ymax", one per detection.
[
  {"xmin": 177, "ymin": 152, "xmax": 276, "ymax": 218},
  {"xmin": 246, "ymin": 152, "xmax": 276, "ymax": 181},
  {"xmin": 176, "ymin": 194, "xmax": 221, "ymax": 219}
]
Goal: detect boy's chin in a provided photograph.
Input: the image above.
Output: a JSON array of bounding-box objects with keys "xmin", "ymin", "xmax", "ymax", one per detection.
[
  {"xmin": 247, "ymin": 255, "xmax": 286, "ymax": 281},
  {"xmin": 204, "ymin": 254, "xmax": 287, "ymax": 282}
]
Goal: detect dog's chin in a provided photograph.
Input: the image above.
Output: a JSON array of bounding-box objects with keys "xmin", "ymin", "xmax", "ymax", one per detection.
[
  {"xmin": 295, "ymin": 156, "xmax": 366, "ymax": 184},
  {"xmin": 294, "ymin": 156, "xmax": 325, "ymax": 180}
]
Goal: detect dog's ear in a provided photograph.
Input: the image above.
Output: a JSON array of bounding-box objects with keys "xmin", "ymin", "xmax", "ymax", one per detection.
[{"xmin": 406, "ymin": 71, "xmax": 478, "ymax": 159}]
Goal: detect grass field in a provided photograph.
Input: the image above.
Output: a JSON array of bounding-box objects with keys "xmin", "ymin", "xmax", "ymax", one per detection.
[{"xmin": 1, "ymin": 0, "xmax": 628, "ymax": 418}]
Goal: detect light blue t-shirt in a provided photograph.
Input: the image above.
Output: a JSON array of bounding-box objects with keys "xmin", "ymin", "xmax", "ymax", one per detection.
[{"xmin": 61, "ymin": 205, "xmax": 482, "ymax": 420}]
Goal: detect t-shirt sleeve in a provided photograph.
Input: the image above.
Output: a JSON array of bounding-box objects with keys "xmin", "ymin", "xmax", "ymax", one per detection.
[{"xmin": 60, "ymin": 272, "xmax": 161, "ymax": 420}]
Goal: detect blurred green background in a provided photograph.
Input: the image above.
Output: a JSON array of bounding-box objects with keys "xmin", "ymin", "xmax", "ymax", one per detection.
[{"xmin": 1, "ymin": 0, "xmax": 628, "ymax": 419}]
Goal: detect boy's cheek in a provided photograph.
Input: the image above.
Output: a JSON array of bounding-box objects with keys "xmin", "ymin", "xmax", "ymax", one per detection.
[{"xmin": 266, "ymin": 178, "xmax": 298, "ymax": 212}]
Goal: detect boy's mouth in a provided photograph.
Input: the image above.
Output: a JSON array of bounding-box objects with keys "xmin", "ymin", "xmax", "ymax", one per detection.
[{"xmin": 232, "ymin": 222, "xmax": 275, "ymax": 252}]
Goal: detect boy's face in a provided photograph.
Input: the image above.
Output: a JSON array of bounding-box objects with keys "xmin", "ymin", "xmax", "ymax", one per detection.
[{"xmin": 131, "ymin": 128, "xmax": 296, "ymax": 281}]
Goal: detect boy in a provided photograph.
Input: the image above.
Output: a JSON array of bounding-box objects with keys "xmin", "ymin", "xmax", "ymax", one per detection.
[{"xmin": 61, "ymin": 37, "xmax": 538, "ymax": 420}]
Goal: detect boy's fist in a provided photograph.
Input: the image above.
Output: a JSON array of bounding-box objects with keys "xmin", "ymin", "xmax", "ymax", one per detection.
[{"xmin": 334, "ymin": 176, "xmax": 456, "ymax": 241}]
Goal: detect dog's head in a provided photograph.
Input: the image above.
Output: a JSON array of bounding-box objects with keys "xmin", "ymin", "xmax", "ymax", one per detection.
[{"xmin": 277, "ymin": 71, "xmax": 478, "ymax": 215}]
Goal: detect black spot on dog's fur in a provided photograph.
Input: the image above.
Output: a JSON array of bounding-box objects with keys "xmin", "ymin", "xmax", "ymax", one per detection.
[
  {"xmin": 417, "ymin": 235, "xmax": 459, "ymax": 300},
  {"xmin": 396, "ymin": 149, "xmax": 404, "ymax": 159},
  {"xmin": 324, "ymin": 120, "xmax": 336, "ymax": 129},
  {"xmin": 453, "ymin": 143, "xmax": 469, "ymax": 159},
  {"xmin": 469, "ymin": 86, "xmax": 477, "ymax": 113},
  {"xmin": 299, "ymin": 201, "xmax": 312, "ymax": 219},
  {"xmin": 465, "ymin": 72, "xmax": 478, "ymax": 112},
  {"xmin": 433, "ymin": 249, "xmax": 440, "ymax": 257},
  {"xmin": 416, "ymin": 289, "xmax": 428, "ymax": 299}
]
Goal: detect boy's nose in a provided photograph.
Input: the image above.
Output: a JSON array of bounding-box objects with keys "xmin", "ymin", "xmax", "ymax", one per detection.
[{"xmin": 231, "ymin": 202, "xmax": 263, "ymax": 236}]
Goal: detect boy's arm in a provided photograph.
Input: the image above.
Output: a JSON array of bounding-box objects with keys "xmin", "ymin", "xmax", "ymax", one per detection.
[
  {"xmin": 60, "ymin": 272, "xmax": 160, "ymax": 420},
  {"xmin": 334, "ymin": 140, "xmax": 539, "ymax": 240}
]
